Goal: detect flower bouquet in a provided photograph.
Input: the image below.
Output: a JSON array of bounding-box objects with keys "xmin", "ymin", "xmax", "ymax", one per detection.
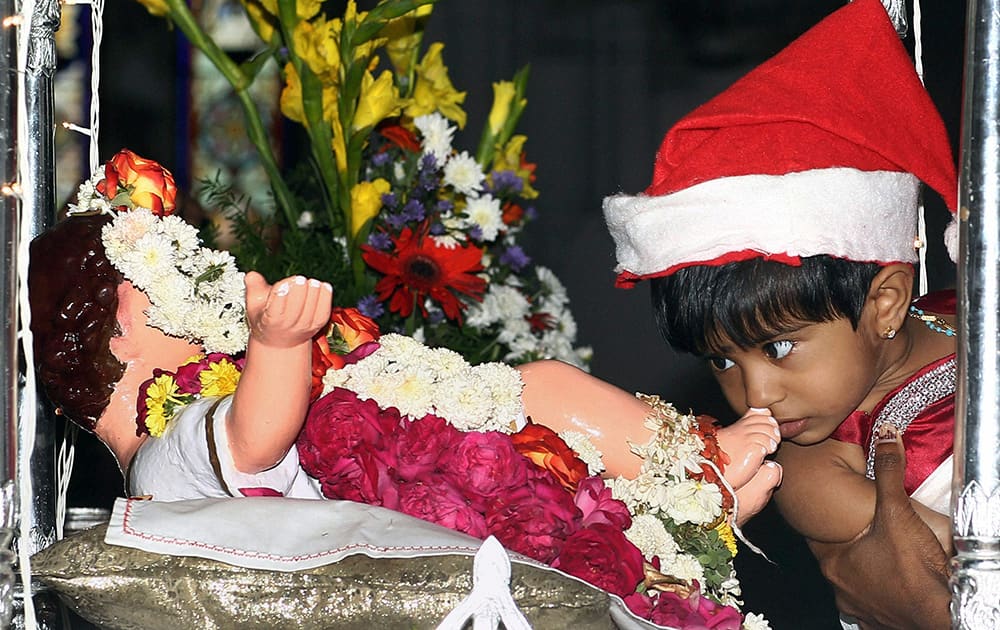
[
  {"xmin": 134, "ymin": 0, "xmax": 591, "ymax": 369},
  {"xmin": 295, "ymin": 313, "xmax": 771, "ymax": 629}
]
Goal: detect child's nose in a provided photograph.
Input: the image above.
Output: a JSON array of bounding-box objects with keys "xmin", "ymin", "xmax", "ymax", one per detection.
[{"xmin": 742, "ymin": 368, "xmax": 782, "ymax": 410}]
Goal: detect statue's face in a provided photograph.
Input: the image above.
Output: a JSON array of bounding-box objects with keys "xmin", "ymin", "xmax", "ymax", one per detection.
[{"xmin": 109, "ymin": 281, "xmax": 202, "ymax": 369}]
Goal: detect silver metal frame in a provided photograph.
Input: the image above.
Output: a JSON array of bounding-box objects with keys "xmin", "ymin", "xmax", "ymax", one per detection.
[{"xmin": 951, "ymin": 0, "xmax": 1000, "ymax": 627}]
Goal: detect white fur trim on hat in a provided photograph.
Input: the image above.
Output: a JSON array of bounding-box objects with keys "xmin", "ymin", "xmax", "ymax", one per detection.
[
  {"xmin": 603, "ymin": 167, "xmax": 920, "ymax": 278},
  {"xmin": 944, "ymin": 214, "xmax": 959, "ymax": 263}
]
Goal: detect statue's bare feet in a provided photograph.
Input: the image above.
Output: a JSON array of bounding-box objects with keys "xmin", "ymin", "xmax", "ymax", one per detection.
[
  {"xmin": 717, "ymin": 408, "xmax": 780, "ymax": 490},
  {"xmin": 734, "ymin": 460, "xmax": 783, "ymax": 526}
]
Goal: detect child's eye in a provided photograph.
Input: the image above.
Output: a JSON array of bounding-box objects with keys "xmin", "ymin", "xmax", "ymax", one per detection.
[
  {"xmin": 763, "ymin": 340, "xmax": 794, "ymax": 360},
  {"xmin": 709, "ymin": 356, "xmax": 735, "ymax": 371}
]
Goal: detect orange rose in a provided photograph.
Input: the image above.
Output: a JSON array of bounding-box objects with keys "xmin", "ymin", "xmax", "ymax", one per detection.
[
  {"xmin": 328, "ymin": 307, "xmax": 380, "ymax": 351},
  {"xmin": 97, "ymin": 148, "xmax": 178, "ymax": 216},
  {"xmin": 511, "ymin": 421, "xmax": 589, "ymax": 492},
  {"xmin": 309, "ymin": 307, "xmax": 381, "ymax": 400}
]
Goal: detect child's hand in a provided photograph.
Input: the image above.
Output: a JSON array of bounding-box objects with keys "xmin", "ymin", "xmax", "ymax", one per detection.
[
  {"xmin": 717, "ymin": 407, "xmax": 781, "ymax": 490},
  {"xmin": 244, "ymin": 271, "xmax": 333, "ymax": 349}
]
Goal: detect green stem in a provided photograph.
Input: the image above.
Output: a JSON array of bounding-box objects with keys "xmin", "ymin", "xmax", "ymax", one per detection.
[{"xmin": 165, "ymin": 0, "xmax": 301, "ymax": 233}]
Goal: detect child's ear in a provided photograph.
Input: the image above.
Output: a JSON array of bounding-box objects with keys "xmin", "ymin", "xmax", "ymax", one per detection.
[{"xmin": 867, "ymin": 263, "xmax": 915, "ymax": 334}]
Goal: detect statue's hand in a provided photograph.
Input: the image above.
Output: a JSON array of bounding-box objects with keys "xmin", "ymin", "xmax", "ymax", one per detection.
[
  {"xmin": 244, "ymin": 271, "xmax": 333, "ymax": 349},
  {"xmin": 716, "ymin": 407, "xmax": 780, "ymax": 490}
]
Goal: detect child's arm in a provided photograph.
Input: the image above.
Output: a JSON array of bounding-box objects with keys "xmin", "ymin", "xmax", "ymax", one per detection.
[
  {"xmin": 227, "ymin": 272, "xmax": 333, "ymax": 474},
  {"xmin": 774, "ymin": 438, "xmax": 952, "ymax": 552}
]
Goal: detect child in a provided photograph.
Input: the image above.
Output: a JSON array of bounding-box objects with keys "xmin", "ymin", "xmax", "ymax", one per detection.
[
  {"xmin": 30, "ymin": 150, "xmax": 782, "ymax": 520},
  {"xmin": 601, "ymin": 0, "xmax": 955, "ymax": 625}
]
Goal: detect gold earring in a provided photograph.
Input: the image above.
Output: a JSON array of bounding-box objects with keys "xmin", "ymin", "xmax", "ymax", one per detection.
[{"xmin": 883, "ymin": 327, "xmax": 897, "ymax": 340}]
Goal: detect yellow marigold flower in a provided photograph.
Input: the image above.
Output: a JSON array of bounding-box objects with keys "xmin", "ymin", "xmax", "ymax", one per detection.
[
  {"xmin": 382, "ymin": 5, "xmax": 434, "ymax": 77},
  {"xmin": 493, "ymin": 135, "xmax": 538, "ymax": 199},
  {"xmin": 350, "ymin": 178, "xmax": 391, "ymax": 237},
  {"xmin": 487, "ymin": 81, "xmax": 516, "ymax": 136},
  {"xmin": 135, "ymin": 0, "xmax": 169, "ymax": 18},
  {"xmin": 199, "ymin": 360, "xmax": 242, "ymax": 398},
  {"xmin": 354, "ymin": 70, "xmax": 403, "ymax": 132},
  {"xmin": 280, "ymin": 63, "xmax": 306, "ymax": 124},
  {"xmin": 144, "ymin": 373, "xmax": 181, "ymax": 438},
  {"xmin": 716, "ymin": 520, "xmax": 738, "ymax": 557},
  {"xmin": 406, "ymin": 43, "xmax": 467, "ymax": 128}
]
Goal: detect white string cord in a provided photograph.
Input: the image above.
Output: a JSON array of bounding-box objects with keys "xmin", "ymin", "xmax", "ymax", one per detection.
[
  {"xmin": 88, "ymin": 0, "xmax": 102, "ymax": 173},
  {"xmin": 54, "ymin": 424, "xmax": 77, "ymax": 541},
  {"xmin": 14, "ymin": 0, "xmax": 40, "ymax": 622},
  {"xmin": 912, "ymin": 0, "xmax": 929, "ymax": 297}
]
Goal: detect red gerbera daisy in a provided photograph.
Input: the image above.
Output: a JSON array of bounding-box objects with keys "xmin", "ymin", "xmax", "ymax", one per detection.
[{"xmin": 362, "ymin": 227, "xmax": 487, "ymax": 322}]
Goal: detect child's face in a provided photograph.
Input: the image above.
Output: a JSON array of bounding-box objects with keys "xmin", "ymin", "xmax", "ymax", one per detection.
[{"xmin": 707, "ymin": 315, "xmax": 880, "ymax": 446}]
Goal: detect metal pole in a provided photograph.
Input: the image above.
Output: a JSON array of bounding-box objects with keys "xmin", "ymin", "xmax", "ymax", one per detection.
[
  {"xmin": 1, "ymin": 0, "xmax": 18, "ymax": 490},
  {"xmin": 17, "ymin": 0, "xmax": 59, "ymax": 556},
  {"xmin": 951, "ymin": 0, "xmax": 1000, "ymax": 627}
]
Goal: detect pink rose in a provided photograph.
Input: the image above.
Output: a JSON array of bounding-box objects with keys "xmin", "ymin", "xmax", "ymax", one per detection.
[
  {"xmin": 393, "ymin": 414, "xmax": 463, "ymax": 482},
  {"xmin": 173, "ymin": 359, "xmax": 205, "ymax": 394},
  {"xmin": 317, "ymin": 450, "xmax": 399, "ymax": 509},
  {"xmin": 573, "ymin": 476, "xmax": 632, "ymax": 530},
  {"xmin": 623, "ymin": 592, "xmax": 654, "ymax": 620},
  {"xmin": 485, "ymin": 468, "xmax": 581, "ymax": 563},
  {"xmin": 398, "ymin": 477, "xmax": 488, "ymax": 538},
  {"xmin": 551, "ymin": 523, "xmax": 644, "ymax": 598},
  {"xmin": 650, "ymin": 588, "xmax": 743, "ymax": 630},
  {"xmin": 441, "ymin": 431, "xmax": 530, "ymax": 511}
]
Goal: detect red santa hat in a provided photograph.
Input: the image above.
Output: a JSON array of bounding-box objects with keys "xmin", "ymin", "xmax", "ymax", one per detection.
[{"xmin": 604, "ymin": 0, "xmax": 957, "ymax": 288}]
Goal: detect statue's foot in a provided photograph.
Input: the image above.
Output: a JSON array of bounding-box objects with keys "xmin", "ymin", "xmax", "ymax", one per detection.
[
  {"xmin": 717, "ymin": 408, "xmax": 780, "ymax": 490},
  {"xmin": 734, "ymin": 460, "xmax": 783, "ymax": 527}
]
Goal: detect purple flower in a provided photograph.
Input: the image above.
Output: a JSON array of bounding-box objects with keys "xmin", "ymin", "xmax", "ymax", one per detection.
[
  {"xmin": 436, "ymin": 199, "xmax": 454, "ymax": 214},
  {"xmin": 370, "ymin": 152, "xmax": 391, "ymax": 167},
  {"xmin": 524, "ymin": 205, "xmax": 537, "ymax": 221},
  {"xmin": 380, "ymin": 192, "xmax": 398, "ymax": 210},
  {"xmin": 429, "ymin": 222, "xmax": 446, "ymax": 235},
  {"xmin": 367, "ymin": 231, "xmax": 393, "ymax": 250},
  {"xmin": 357, "ymin": 294, "xmax": 385, "ymax": 319},
  {"xmin": 385, "ymin": 212, "xmax": 409, "ymax": 230},
  {"xmin": 489, "ymin": 170, "xmax": 523, "ymax": 195},
  {"xmin": 401, "ymin": 199, "xmax": 426, "ymax": 222},
  {"xmin": 499, "ymin": 245, "xmax": 530, "ymax": 271},
  {"xmin": 468, "ymin": 226, "xmax": 483, "ymax": 241}
]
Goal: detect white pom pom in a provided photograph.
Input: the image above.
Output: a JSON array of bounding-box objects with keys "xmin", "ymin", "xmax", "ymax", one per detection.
[{"xmin": 944, "ymin": 215, "xmax": 960, "ymax": 262}]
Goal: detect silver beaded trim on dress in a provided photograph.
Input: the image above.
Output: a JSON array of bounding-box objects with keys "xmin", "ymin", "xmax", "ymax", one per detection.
[{"xmin": 865, "ymin": 358, "xmax": 956, "ymax": 479}]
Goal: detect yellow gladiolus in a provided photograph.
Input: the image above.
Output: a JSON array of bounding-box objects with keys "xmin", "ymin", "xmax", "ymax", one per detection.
[
  {"xmin": 350, "ymin": 179, "xmax": 391, "ymax": 237},
  {"xmin": 405, "ymin": 43, "xmax": 467, "ymax": 128},
  {"xmin": 297, "ymin": 0, "xmax": 322, "ymax": 20},
  {"xmin": 382, "ymin": 5, "xmax": 434, "ymax": 77},
  {"xmin": 354, "ymin": 70, "xmax": 403, "ymax": 132},
  {"xmin": 240, "ymin": 0, "xmax": 276, "ymax": 44},
  {"xmin": 487, "ymin": 81, "xmax": 516, "ymax": 136},
  {"xmin": 294, "ymin": 16, "xmax": 342, "ymax": 79},
  {"xmin": 279, "ymin": 63, "xmax": 306, "ymax": 124},
  {"xmin": 135, "ymin": 0, "xmax": 169, "ymax": 17}
]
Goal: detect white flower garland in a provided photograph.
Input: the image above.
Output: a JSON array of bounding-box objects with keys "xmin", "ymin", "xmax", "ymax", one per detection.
[
  {"xmin": 71, "ymin": 171, "xmax": 249, "ymax": 354},
  {"xmin": 321, "ymin": 333, "xmax": 523, "ymax": 432}
]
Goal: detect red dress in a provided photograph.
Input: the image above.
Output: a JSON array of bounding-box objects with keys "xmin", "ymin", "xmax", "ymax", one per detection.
[{"xmin": 829, "ymin": 291, "xmax": 955, "ymax": 502}]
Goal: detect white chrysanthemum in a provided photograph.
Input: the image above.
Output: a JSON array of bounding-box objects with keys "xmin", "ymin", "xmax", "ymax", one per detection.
[
  {"xmin": 465, "ymin": 194, "xmax": 503, "ymax": 241},
  {"xmin": 559, "ymin": 431, "xmax": 605, "ymax": 475},
  {"xmin": 662, "ymin": 553, "xmax": 705, "ymax": 584},
  {"xmin": 297, "ymin": 210, "xmax": 315, "ymax": 228},
  {"xmin": 535, "ymin": 266, "xmax": 568, "ymax": 302},
  {"xmin": 498, "ymin": 316, "xmax": 532, "ymax": 345},
  {"xmin": 443, "ymin": 151, "xmax": 484, "ymax": 196},
  {"xmin": 120, "ymin": 233, "xmax": 176, "ymax": 288},
  {"xmin": 624, "ymin": 513, "xmax": 679, "ymax": 564},
  {"xmin": 414, "ymin": 112, "xmax": 454, "ymax": 163},
  {"xmin": 660, "ymin": 479, "xmax": 723, "ymax": 525},
  {"xmin": 466, "ymin": 285, "xmax": 530, "ymax": 328},
  {"xmin": 742, "ymin": 612, "xmax": 772, "ymax": 630},
  {"xmin": 431, "ymin": 233, "xmax": 462, "ymax": 249}
]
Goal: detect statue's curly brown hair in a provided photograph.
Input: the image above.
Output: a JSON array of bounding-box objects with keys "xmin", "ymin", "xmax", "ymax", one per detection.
[{"xmin": 29, "ymin": 214, "xmax": 125, "ymax": 431}]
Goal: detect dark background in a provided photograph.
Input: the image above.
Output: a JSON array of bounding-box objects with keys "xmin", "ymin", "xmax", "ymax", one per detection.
[{"xmin": 68, "ymin": 2, "xmax": 968, "ymax": 627}]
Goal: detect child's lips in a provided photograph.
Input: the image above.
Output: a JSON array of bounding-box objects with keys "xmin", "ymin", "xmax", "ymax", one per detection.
[{"xmin": 777, "ymin": 418, "xmax": 808, "ymax": 439}]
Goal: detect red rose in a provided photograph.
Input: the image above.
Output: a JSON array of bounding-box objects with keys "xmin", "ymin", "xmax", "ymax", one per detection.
[
  {"xmin": 551, "ymin": 523, "xmax": 644, "ymax": 598},
  {"xmin": 377, "ymin": 121, "xmax": 421, "ymax": 153},
  {"xmin": 392, "ymin": 414, "xmax": 463, "ymax": 482},
  {"xmin": 310, "ymin": 309, "xmax": 381, "ymax": 400},
  {"xmin": 573, "ymin": 476, "xmax": 632, "ymax": 530},
  {"xmin": 96, "ymin": 148, "xmax": 177, "ymax": 216},
  {"xmin": 398, "ymin": 477, "xmax": 488, "ymax": 539},
  {"xmin": 511, "ymin": 422, "xmax": 589, "ymax": 492},
  {"xmin": 650, "ymin": 589, "xmax": 743, "ymax": 630},
  {"xmin": 297, "ymin": 388, "xmax": 401, "ymax": 505},
  {"xmin": 441, "ymin": 431, "xmax": 531, "ymax": 511},
  {"xmin": 484, "ymin": 468, "xmax": 581, "ymax": 563}
]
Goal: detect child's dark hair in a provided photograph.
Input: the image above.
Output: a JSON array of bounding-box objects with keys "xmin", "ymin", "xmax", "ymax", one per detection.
[{"xmin": 650, "ymin": 255, "xmax": 884, "ymax": 356}]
